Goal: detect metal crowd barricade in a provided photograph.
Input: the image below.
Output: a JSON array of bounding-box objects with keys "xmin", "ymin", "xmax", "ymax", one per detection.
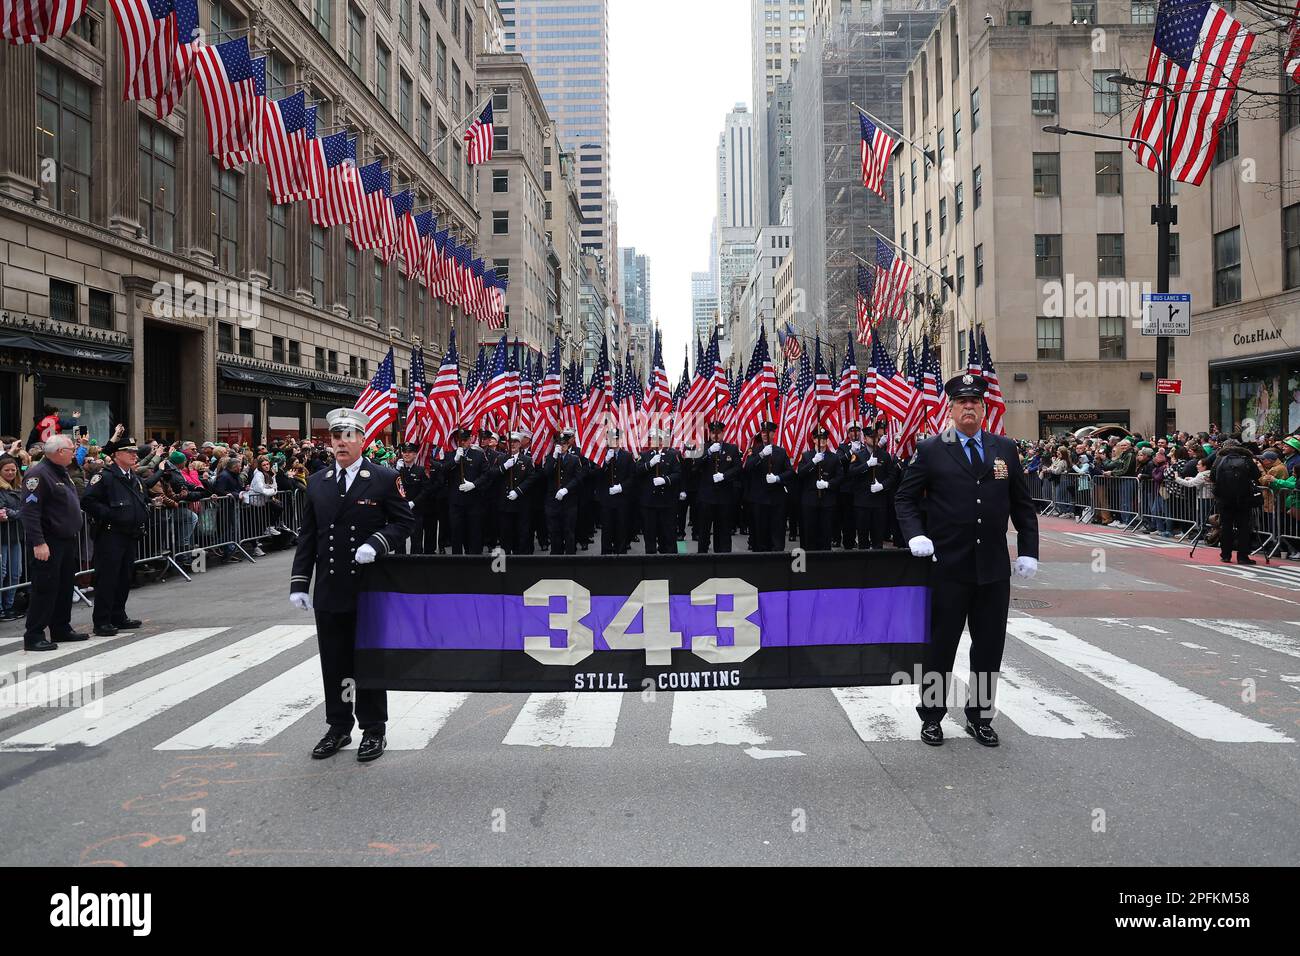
[
  {"xmin": 1265, "ymin": 484, "xmax": 1300, "ymax": 558},
  {"xmin": 235, "ymin": 489, "xmax": 300, "ymax": 554},
  {"xmin": 1085, "ymin": 475, "xmax": 1142, "ymax": 531}
]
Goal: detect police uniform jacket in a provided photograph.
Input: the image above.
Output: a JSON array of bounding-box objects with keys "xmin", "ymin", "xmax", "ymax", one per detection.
[
  {"xmin": 498, "ymin": 452, "xmax": 537, "ymax": 512},
  {"xmin": 81, "ymin": 465, "xmax": 150, "ymax": 538},
  {"xmin": 636, "ymin": 449, "xmax": 681, "ymax": 507},
  {"xmin": 598, "ymin": 449, "xmax": 637, "ymax": 499},
  {"xmin": 846, "ymin": 446, "xmax": 897, "ymax": 508},
  {"xmin": 396, "ymin": 462, "xmax": 433, "ymax": 516},
  {"xmin": 797, "ymin": 450, "xmax": 843, "ymax": 509},
  {"xmin": 290, "ymin": 460, "xmax": 414, "ymax": 613},
  {"xmin": 696, "ymin": 441, "xmax": 742, "ymax": 505},
  {"xmin": 894, "ymin": 428, "xmax": 1039, "ymax": 585},
  {"xmin": 743, "ymin": 443, "xmax": 795, "ymax": 504},
  {"xmin": 19, "ymin": 459, "xmax": 83, "ymax": 544},
  {"xmin": 542, "ymin": 451, "xmax": 585, "ymax": 513},
  {"xmin": 442, "ymin": 447, "xmax": 489, "ymax": 505}
]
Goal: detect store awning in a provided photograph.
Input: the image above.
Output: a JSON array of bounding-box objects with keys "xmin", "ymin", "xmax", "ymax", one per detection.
[
  {"xmin": 218, "ymin": 365, "xmax": 313, "ymax": 393},
  {"xmin": 0, "ymin": 329, "xmax": 133, "ymax": 364}
]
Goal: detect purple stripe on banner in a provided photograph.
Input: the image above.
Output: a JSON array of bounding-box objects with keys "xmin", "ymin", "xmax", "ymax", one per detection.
[{"xmin": 356, "ymin": 587, "xmax": 928, "ymax": 652}]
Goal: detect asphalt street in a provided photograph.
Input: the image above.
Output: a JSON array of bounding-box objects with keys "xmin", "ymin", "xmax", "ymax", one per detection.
[{"xmin": 1, "ymin": 519, "xmax": 1298, "ymax": 866}]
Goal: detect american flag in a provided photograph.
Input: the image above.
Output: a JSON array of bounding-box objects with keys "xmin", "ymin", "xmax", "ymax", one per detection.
[
  {"xmin": 967, "ymin": 327, "xmax": 982, "ymax": 375},
  {"xmin": 468, "ymin": 257, "xmax": 488, "ymax": 321},
  {"xmin": 647, "ymin": 330, "xmax": 672, "ymax": 413},
  {"xmin": 676, "ymin": 337, "xmax": 709, "ymax": 441},
  {"xmin": 871, "ymin": 238, "xmax": 912, "ymax": 325},
  {"xmin": 355, "ymin": 346, "xmax": 398, "ymax": 447},
  {"xmin": 461, "ymin": 344, "xmax": 488, "ymax": 430},
  {"xmin": 413, "ymin": 210, "xmax": 438, "ymax": 284},
  {"xmin": 778, "ymin": 322, "xmax": 803, "ymax": 362},
  {"xmin": 349, "ymin": 161, "xmax": 395, "ymax": 252},
  {"xmin": 615, "ymin": 352, "xmax": 642, "ymax": 454},
  {"xmin": 892, "ymin": 345, "xmax": 925, "ymax": 460},
  {"xmin": 778, "ymin": 350, "xmax": 812, "ymax": 460},
  {"xmin": 427, "ymin": 327, "xmax": 462, "ymax": 452},
  {"xmin": 827, "ymin": 336, "xmax": 859, "ymax": 447},
  {"xmin": 108, "ymin": 0, "xmax": 179, "ymax": 104},
  {"xmin": 580, "ymin": 337, "xmax": 612, "ymax": 461},
  {"xmin": 193, "ymin": 39, "xmax": 262, "ymax": 166},
  {"xmin": 669, "ymin": 352, "xmax": 691, "ymax": 449},
  {"xmin": 1129, "ymin": 0, "xmax": 1255, "ymax": 186},
  {"xmin": 299, "ymin": 106, "xmax": 326, "ymax": 202},
  {"xmin": 534, "ymin": 337, "xmax": 564, "ymax": 456},
  {"xmin": 560, "ymin": 361, "xmax": 586, "ymax": 439},
  {"xmin": 980, "ymin": 330, "xmax": 1007, "ymax": 436},
  {"xmin": 463, "ymin": 102, "xmax": 494, "ymax": 165},
  {"xmin": 482, "ymin": 269, "xmax": 506, "ymax": 329},
  {"xmin": 729, "ymin": 330, "xmax": 779, "ymax": 447},
  {"xmin": 404, "ymin": 345, "xmax": 432, "ymax": 446},
  {"xmin": 511, "ymin": 340, "xmax": 534, "ymax": 432},
  {"xmin": 3, "ymin": 0, "xmax": 86, "ymax": 43},
  {"xmin": 859, "ymin": 113, "xmax": 896, "ymax": 198},
  {"xmin": 392, "ymin": 192, "xmax": 422, "ymax": 278},
  {"xmin": 1288, "ymin": 2, "xmax": 1300, "ymax": 83},
  {"xmin": 454, "ymin": 243, "xmax": 475, "ymax": 311},
  {"xmin": 262, "ymin": 91, "xmax": 310, "ymax": 204},
  {"xmin": 920, "ymin": 335, "xmax": 948, "ymax": 434},
  {"xmin": 310, "ymin": 133, "xmax": 361, "ymax": 227},
  {"xmin": 706, "ymin": 330, "xmax": 729, "ymax": 413},
  {"xmin": 869, "ymin": 339, "xmax": 912, "ymax": 421},
  {"xmin": 856, "ymin": 264, "xmax": 875, "ymax": 345},
  {"xmin": 479, "ymin": 334, "xmax": 519, "ymax": 421},
  {"xmin": 151, "ymin": 0, "xmax": 198, "ymax": 119}
]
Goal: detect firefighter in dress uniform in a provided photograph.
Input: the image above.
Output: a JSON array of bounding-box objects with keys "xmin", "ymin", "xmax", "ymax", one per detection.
[
  {"xmin": 442, "ymin": 428, "xmax": 489, "ymax": 555},
  {"xmin": 695, "ymin": 420, "xmax": 741, "ymax": 553},
  {"xmin": 497, "ymin": 431, "xmax": 538, "ymax": 554},
  {"xmin": 846, "ymin": 427, "xmax": 897, "ymax": 549},
  {"xmin": 81, "ymin": 442, "xmax": 152, "ymax": 636},
  {"xmin": 743, "ymin": 421, "xmax": 795, "ymax": 552},
  {"xmin": 396, "ymin": 442, "xmax": 434, "ymax": 554},
  {"xmin": 636, "ymin": 428, "xmax": 682, "ymax": 555},
  {"xmin": 543, "ymin": 429, "xmax": 585, "ymax": 555},
  {"xmin": 797, "ymin": 427, "xmax": 842, "ymax": 551},
  {"xmin": 598, "ymin": 428, "xmax": 637, "ymax": 554}
]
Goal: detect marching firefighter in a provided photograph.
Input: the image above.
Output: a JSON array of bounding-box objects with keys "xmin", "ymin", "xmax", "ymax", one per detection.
[
  {"xmin": 743, "ymin": 421, "xmax": 794, "ymax": 552},
  {"xmin": 543, "ymin": 429, "xmax": 585, "ymax": 555},
  {"xmin": 598, "ymin": 428, "xmax": 637, "ymax": 554},
  {"xmin": 797, "ymin": 426, "xmax": 842, "ymax": 551},
  {"xmin": 497, "ymin": 431, "xmax": 537, "ymax": 554},
  {"xmin": 636, "ymin": 428, "xmax": 682, "ymax": 555},
  {"xmin": 696, "ymin": 420, "xmax": 741, "ymax": 553}
]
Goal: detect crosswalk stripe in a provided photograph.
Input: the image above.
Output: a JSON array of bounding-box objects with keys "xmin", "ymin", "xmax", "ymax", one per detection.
[
  {"xmin": 0, "ymin": 628, "xmax": 228, "ymax": 722},
  {"xmin": 0, "ymin": 631, "xmax": 132, "ymax": 677},
  {"xmin": 951, "ymin": 656, "xmax": 1129, "ymax": 739},
  {"xmin": 1184, "ymin": 620, "xmax": 1300, "ymax": 661},
  {"xmin": 831, "ymin": 685, "xmax": 965, "ymax": 742},
  {"xmin": 0, "ymin": 625, "xmax": 316, "ymax": 751},
  {"xmin": 1007, "ymin": 619, "xmax": 1292, "ymax": 743},
  {"xmin": 345, "ymin": 692, "xmax": 470, "ymax": 751},
  {"xmin": 1062, "ymin": 532, "xmax": 1181, "ymax": 549},
  {"xmin": 155, "ymin": 656, "xmax": 322, "ymax": 750},
  {"xmin": 669, "ymin": 690, "xmax": 770, "ymax": 746},
  {"xmin": 502, "ymin": 693, "xmax": 623, "ymax": 748}
]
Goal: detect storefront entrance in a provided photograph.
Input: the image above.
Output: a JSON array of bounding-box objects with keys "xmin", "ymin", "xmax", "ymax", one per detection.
[{"xmin": 1210, "ymin": 352, "xmax": 1300, "ymax": 438}]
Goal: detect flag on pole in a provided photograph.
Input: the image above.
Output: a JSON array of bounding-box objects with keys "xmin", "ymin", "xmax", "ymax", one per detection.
[
  {"xmin": 1287, "ymin": 1, "xmax": 1300, "ymax": 83},
  {"xmin": 980, "ymin": 331, "xmax": 1007, "ymax": 436},
  {"xmin": 355, "ymin": 347, "xmax": 398, "ymax": 448},
  {"xmin": 647, "ymin": 329, "xmax": 672, "ymax": 413},
  {"xmin": 967, "ymin": 327, "xmax": 982, "ymax": 375},
  {"xmin": 580, "ymin": 337, "xmax": 612, "ymax": 461},
  {"xmin": 778, "ymin": 350, "xmax": 811, "ymax": 456},
  {"xmin": 349, "ymin": 161, "xmax": 395, "ymax": 252},
  {"xmin": 871, "ymin": 238, "xmax": 912, "ymax": 325},
  {"xmin": 261, "ymin": 91, "xmax": 311, "ymax": 204},
  {"xmin": 534, "ymin": 337, "xmax": 564, "ymax": 455},
  {"xmin": 869, "ymin": 339, "xmax": 912, "ymax": 420},
  {"xmin": 463, "ymin": 102, "xmax": 494, "ymax": 165},
  {"xmin": 3, "ymin": 0, "xmax": 86, "ymax": 43},
  {"xmin": 479, "ymin": 333, "xmax": 519, "ymax": 421},
  {"xmin": 427, "ymin": 328, "xmax": 462, "ymax": 451},
  {"xmin": 192, "ymin": 37, "xmax": 262, "ymax": 166},
  {"xmin": 309, "ymin": 133, "xmax": 362, "ymax": 227},
  {"xmin": 856, "ymin": 264, "xmax": 875, "ymax": 345},
  {"xmin": 108, "ymin": 0, "xmax": 178, "ymax": 103},
  {"xmin": 777, "ymin": 323, "xmax": 802, "ymax": 362},
  {"xmin": 150, "ymin": 0, "xmax": 199, "ymax": 119},
  {"xmin": 859, "ymin": 113, "xmax": 896, "ymax": 198},
  {"xmin": 404, "ymin": 345, "xmax": 432, "ymax": 446}
]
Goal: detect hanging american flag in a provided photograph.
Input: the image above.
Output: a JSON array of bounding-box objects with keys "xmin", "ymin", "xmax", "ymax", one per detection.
[
  {"xmin": 919, "ymin": 336, "xmax": 947, "ymax": 434},
  {"xmin": 1288, "ymin": 1, "xmax": 1300, "ymax": 83},
  {"xmin": 859, "ymin": 113, "xmax": 896, "ymax": 198},
  {"xmin": 308, "ymin": 133, "xmax": 359, "ymax": 227},
  {"xmin": 109, "ymin": 0, "xmax": 180, "ymax": 106},
  {"xmin": 261, "ymin": 91, "xmax": 310, "ymax": 204},
  {"xmin": 463, "ymin": 102, "xmax": 494, "ymax": 165},
  {"xmin": 355, "ymin": 347, "xmax": 398, "ymax": 447},
  {"xmin": 413, "ymin": 210, "xmax": 438, "ymax": 284},
  {"xmin": 482, "ymin": 269, "xmax": 506, "ymax": 329},
  {"xmin": 404, "ymin": 345, "xmax": 432, "ymax": 446},
  {"xmin": 349, "ymin": 161, "xmax": 395, "ymax": 252},
  {"xmin": 469, "ymin": 257, "xmax": 489, "ymax": 321},
  {"xmin": 980, "ymin": 330, "xmax": 1007, "ymax": 436},
  {"xmin": 856, "ymin": 264, "xmax": 875, "ymax": 345},
  {"xmin": 1129, "ymin": 0, "xmax": 1255, "ymax": 186},
  {"xmin": 391, "ymin": 192, "xmax": 422, "ymax": 278},
  {"xmin": 427, "ymin": 327, "xmax": 462, "ymax": 451},
  {"xmin": 871, "ymin": 238, "xmax": 912, "ymax": 325},
  {"xmin": 3, "ymin": 0, "xmax": 86, "ymax": 43},
  {"xmin": 193, "ymin": 39, "xmax": 263, "ymax": 166},
  {"xmin": 150, "ymin": 0, "xmax": 198, "ymax": 119}
]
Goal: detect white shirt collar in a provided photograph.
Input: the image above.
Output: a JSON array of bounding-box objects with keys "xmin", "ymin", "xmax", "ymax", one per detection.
[{"xmin": 341, "ymin": 458, "xmax": 364, "ymax": 480}]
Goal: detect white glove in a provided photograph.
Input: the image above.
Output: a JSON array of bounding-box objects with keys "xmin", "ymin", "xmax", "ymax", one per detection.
[
  {"xmin": 765, "ymin": 473, "xmax": 779, "ymax": 485},
  {"xmin": 870, "ymin": 481, "xmax": 884, "ymax": 493},
  {"xmin": 354, "ymin": 543, "xmax": 377, "ymax": 565},
  {"xmin": 816, "ymin": 479, "xmax": 829, "ymax": 491},
  {"xmin": 507, "ymin": 490, "xmax": 519, "ymax": 501},
  {"xmin": 459, "ymin": 481, "xmax": 475, "ymax": 492},
  {"xmin": 455, "ymin": 447, "xmax": 464, "ymax": 461},
  {"xmin": 289, "ymin": 592, "xmax": 313, "ymax": 611},
  {"xmin": 606, "ymin": 449, "xmax": 616, "ymax": 462},
  {"xmin": 761, "ymin": 444, "xmax": 773, "ymax": 457},
  {"xmin": 610, "ymin": 483, "xmax": 622, "ymax": 496},
  {"xmin": 908, "ymin": 535, "xmax": 935, "ymax": 558},
  {"xmin": 679, "ymin": 491, "xmax": 687, "ymax": 501},
  {"xmin": 1014, "ymin": 556, "xmax": 1039, "ymax": 579},
  {"xmin": 555, "ymin": 488, "xmax": 568, "ymax": 501},
  {"xmin": 866, "ymin": 456, "xmax": 878, "ymax": 467},
  {"xmin": 504, "ymin": 456, "xmax": 517, "ymax": 469},
  {"xmin": 650, "ymin": 453, "xmax": 662, "ymax": 467},
  {"xmin": 851, "ymin": 441, "xmax": 862, "ymax": 453},
  {"xmin": 712, "ymin": 472, "xmax": 724, "ymax": 484},
  {"xmin": 813, "ymin": 451, "xmax": 825, "ymax": 464},
  {"xmin": 709, "ymin": 443, "xmax": 722, "ymax": 454},
  {"xmin": 653, "ymin": 476, "xmax": 667, "ymax": 487}
]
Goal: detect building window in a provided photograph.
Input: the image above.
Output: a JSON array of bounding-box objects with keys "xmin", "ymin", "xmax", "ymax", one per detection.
[
  {"xmin": 938, "ymin": 197, "xmax": 947, "ymax": 236},
  {"xmin": 493, "ymin": 210, "xmax": 509, "ymax": 235},
  {"xmin": 238, "ymin": 327, "xmax": 253, "ymax": 358},
  {"xmin": 399, "ymin": 0, "xmax": 411, "ymax": 44},
  {"xmin": 437, "ymin": 36, "xmax": 447, "ymax": 99},
  {"xmin": 493, "ymin": 86, "xmax": 509, "ymax": 112},
  {"xmin": 451, "ymin": 63, "xmax": 461, "ymax": 116},
  {"xmin": 329, "ymin": 350, "xmax": 339, "ymax": 374},
  {"xmin": 952, "ymin": 110, "xmax": 961, "ymax": 151},
  {"xmin": 493, "ymin": 169, "xmax": 509, "ymax": 193},
  {"xmin": 437, "ymin": 121, "xmax": 448, "ymax": 170},
  {"xmin": 88, "ymin": 288, "xmax": 113, "ymax": 330},
  {"xmin": 315, "ymin": 345, "xmax": 327, "ymax": 371},
  {"xmin": 36, "ymin": 61, "xmax": 92, "ymax": 220},
  {"xmin": 1093, "ymin": 70, "xmax": 1120, "ymax": 115},
  {"xmin": 1168, "ymin": 233, "xmax": 1181, "ymax": 278},
  {"xmin": 973, "ymin": 165, "xmax": 982, "ymax": 208},
  {"xmin": 1286, "ymin": 205, "xmax": 1300, "ymax": 289},
  {"xmin": 420, "ymin": 8, "xmax": 431, "ymax": 74},
  {"xmin": 221, "ymin": 324, "xmax": 236, "ymax": 354},
  {"xmin": 925, "ymin": 210, "xmax": 932, "ymax": 246},
  {"xmin": 346, "ymin": 246, "xmax": 358, "ymax": 318},
  {"xmin": 1099, "ymin": 315, "xmax": 1126, "ymax": 359},
  {"xmin": 1132, "ymin": 0, "xmax": 1156, "ymax": 23},
  {"xmin": 1284, "ymin": 74, "xmax": 1300, "ymax": 132},
  {"xmin": 956, "ymin": 256, "xmax": 966, "ymax": 295},
  {"xmin": 272, "ymin": 336, "xmax": 286, "ymax": 364},
  {"xmin": 376, "ymin": 41, "xmax": 391, "ymax": 110},
  {"xmin": 1030, "ymin": 71, "xmax": 1057, "ymax": 114},
  {"xmin": 1097, "ymin": 234, "xmax": 1125, "ymax": 278},
  {"xmin": 420, "ymin": 99, "xmax": 431, "ymax": 153},
  {"xmin": 1214, "ymin": 227, "xmax": 1241, "ymax": 305},
  {"xmin": 971, "ymin": 87, "xmax": 981, "ymax": 131},
  {"xmin": 1035, "ymin": 234, "xmax": 1063, "ymax": 279},
  {"xmin": 267, "ymin": 203, "xmax": 287, "ymax": 289},
  {"xmin": 1033, "ymin": 152, "xmax": 1060, "ymax": 197},
  {"xmin": 1008, "ymin": 11, "xmax": 1032, "ymax": 25},
  {"xmin": 348, "ymin": 4, "xmax": 365, "ymax": 77},
  {"xmin": 1095, "ymin": 151, "xmax": 1122, "ymax": 194},
  {"xmin": 975, "ymin": 244, "xmax": 984, "ymax": 287},
  {"xmin": 400, "ymin": 71, "xmax": 412, "ymax": 130},
  {"xmin": 373, "ymin": 261, "xmax": 386, "ymax": 329},
  {"xmin": 397, "ymin": 279, "xmax": 407, "ymax": 337},
  {"xmin": 289, "ymin": 340, "xmax": 300, "ymax": 366},
  {"xmin": 138, "ymin": 122, "xmax": 176, "ymax": 251},
  {"xmin": 493, "ymin": 125, "xmax": 509, "ymax": 152},
  {"xmin": 1072, "ymin": 1, "xmax": 1097, "ymax": 22},
  {"xmin": 311, "ymin": 225, "xmax": 326, "ymax": 305},
  {"xmin": 350, "ymin": 355, "xmax": 359, "ymax": 378},
  {"xmin": 1037, "ymin": 317, "xmax": 1064, "ymax": 360},
  {"xmin": 49, "ymin": 279, "xmax": 77, "ymax": 323},
  {"xmin": 955, "ymin": 182, "xmax": 964, "ymax": 223},
  {"xmin": 210, "ymin": 161, "xmax": 239, "ymax": 273},
  {"xmin": 910, "ymin": 159, "xmax": 917, "ymax": 194},
  {"xmin": 313, "ymin": 0, "xmax": 331, "ymax": 37},
  {"xmin": 911, "ymin": 222, "xmax": 918, "ymax": 255},
  {"xmin": 937, "ymin": 128, "xmax": 946, "ymax": 167},
  {"xmin": 1214, "ymin": 105, "xmax": 1239, "ymax": 165}
]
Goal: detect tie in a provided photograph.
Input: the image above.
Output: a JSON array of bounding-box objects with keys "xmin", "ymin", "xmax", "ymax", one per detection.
[
  {"xmin": 337, "ymin": 468, "xmax": 348, "ymax": 497},
  {"xmin": 966, "ymin": 438, "xmax": 984, "ymax": 470}
]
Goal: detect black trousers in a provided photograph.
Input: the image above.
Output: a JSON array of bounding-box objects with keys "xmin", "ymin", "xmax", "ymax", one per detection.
[
  {"xmin": 642, "ymin": 506, "xmax": 676, "ymax": 554},
  {"xmin": 677, "ymin": 496, "xmax": 690, "ymax": 537},
  {"xmin": 24, "ymin": 535, "xmax": 78, "ymax": 644},
  {"xmin": 449, "ymin": 504, "xmax": 483, "ymax": 555},
  {"xmin": 837, "ymin": 495, "xmax": 857, "ymax": 549},
  {"xmin": 750, "ymin": 501, "xmax": 786, "ymax": 552},
  {"xmin": 315, "ymin": 608, "xmax": 386, "ymax": 733},
  {"xmin": 856, "ymin": 506, "xmax": 888, "ymax": 550},
  {"xmin": 1218, "ymin": 502, "xmax": 1253, "ymax": 560},
  {"xmin": 500, "ymin": 510, "xmax": 533, "ymax": 554},
  {"xmin": 547, "ymin": 506, "xmax": 578, "ymax": 555},
  {"xmin": 800, "ymin": 505, "xmax": 835, "ymax": 552},
  {"xmin": 91, "ymin": 532, "xmax": 137, "ymax": 627},
  {"xmin": 916, "ymin": 577, "xmax": 1011, "ymax": 727},
  {"xmin": 534, "ymin": 504, "xmax": 549, "ymax": 550},
  {"xmin": 405, "ymin": 514, "xmax": 426, "ymax": 554},
  {"xmin": 696, "ymin": 500, "xmax": 733, "ymax": 553},
  {"xmin": 600, "ymin": 498, "xmax": 628, "ymax": 554}
]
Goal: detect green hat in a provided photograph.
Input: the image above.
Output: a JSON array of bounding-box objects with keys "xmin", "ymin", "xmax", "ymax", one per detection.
[
  {"xmin": 1285, "ymin": 436, "xmax": 1300, "ymax": 455},
  {"xmin": 1202, "ymin": 443, "xmax": 1214, "ymax": 456},
  {"xmin": 1136, "ymin": 441, "xmax": 1153, "ymax": 450},
  {"xmin": 168, "ymin": 450, "xmax": 187, "ymax": 467}
]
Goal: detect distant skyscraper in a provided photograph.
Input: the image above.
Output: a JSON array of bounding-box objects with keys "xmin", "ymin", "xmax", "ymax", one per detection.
[
  {"xmin": 692, "ymin": 271, "xmax": 719, "ymax": 351},
  {"xmin": 717, "ymin": 105, "xmax": 756, "ymax": 234},
  {"xmin": 500, "ymin": 0, "xmax": 611, "ymax": 256},
  {"xmin": 620, "ymin": 247, "xmax": 651, "ymax": 326},
  {"xmin": 752, "ymin": 0, "xmax": 807, "ymax": 226}
]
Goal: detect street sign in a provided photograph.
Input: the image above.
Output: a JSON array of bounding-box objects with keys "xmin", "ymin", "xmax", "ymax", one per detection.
[
  {"xmin": 1141, "ymin": 293, "xmax": 1192, "ymax": 336},
  {"xmin": 1156, "ymin": 378, "xmax": 1182, "ymax": 395}
]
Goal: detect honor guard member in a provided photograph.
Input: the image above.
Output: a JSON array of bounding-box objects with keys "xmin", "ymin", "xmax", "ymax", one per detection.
[
  {"xmin": 443, "ymin": 428, "xmax": 489, "ymax": 554},
  {"xmin": 895, "ymin": 374, "xmax": 1039, "ymax": 748},
  {"xmin": 743, "ymin": 421, "xmax": 795, "ymax": 552},
  {"xmin": 598, "ymin": 428, "xmax": 636, "ymax": 554},
  {"xmin": 677, "ymin": 439, "xmax": 697, "ymax": 541},
  {"xmin": 396, "ymin": 442, "xmax": 433, "ymax": 553},
  {"xmin": 696, "ymin": 421, "xmax": 741, "ymax": 553},
  {"xmin": 289, "ymin": 407, "xmax": 414, "ymax": 763},
  {"xmin": 836, "ymin": 422, "xmax": 864, "ymax": 549},
  {"xmin": 19, "ymin": 434, "xmax": 87, "ymax": 650},
  {"xmin": 846, "ymin": 428, "xmax": 896, "ymax": 549},
  {"xmin": 543, "ymin": 429, "xmax": 585, "ymax": 554},
  {"xmin": 478, "ymin": 429, "xmax": 503, "ymax": 550},
  {"xmin": 81, "ymin": 442, "xmax": 152, "ymax": 636},
  {"xmin": 637, "ymin": 428, "xmax": 682, "ymax": 554},
  {"xmin": 498, "ymin": 431, "xmax": 538, "ymax": 554},
  {"xmin": 798, "ymin": 427, "xmax": 843, "ymax": 551}
]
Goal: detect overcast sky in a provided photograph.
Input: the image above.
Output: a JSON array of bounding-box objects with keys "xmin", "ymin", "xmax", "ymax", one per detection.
[{"xmin": 609, "ymin": 0, "xmax": 751, "ymax": 369}]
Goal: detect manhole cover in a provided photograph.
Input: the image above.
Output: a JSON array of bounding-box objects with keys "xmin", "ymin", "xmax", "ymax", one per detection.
[{"xmin": 1011, "ymin": 598, "xmax": 1051, "ymax": 609}]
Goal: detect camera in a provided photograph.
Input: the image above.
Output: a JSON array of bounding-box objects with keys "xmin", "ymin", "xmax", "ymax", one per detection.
[{"xmin": 984, "ymin": 13, "xmax": 994, "ymax": 25}]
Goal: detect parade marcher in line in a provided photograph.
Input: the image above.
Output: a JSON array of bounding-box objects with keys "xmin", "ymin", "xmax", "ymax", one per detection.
[
  {"xmin": 543, "ymin": 429, "xmax": 585, "ymax": 555},
  {"xmin": 798, "ymin": 427, "xmax": 843, "ymax": 551},
  {"xmin": 695, "ymin": 420, "xmax": 741, "ymax": 553},
  {"xmin": 442, "ymin": 428, "xmax": 488, "ymax": 555},
  {"xmin": 527, "ymin": 431, "xmax": 550, "ymax": 554},
  {"xmin": 478, "ymin": 429, "xmax": 503, "ymax": 552},
  {"xmin": 895, "ymin": 374, "xmax": 1039, "ymax": 749},
  {"xmin": 498, "ymin": 431, "xmax": 538, "ymax": 554},
  {"xmin": 19, "ymin": 434, "xmax": 87, "ymax": 651},
  {"xmin": 289, "ymin": 408, "xmax": 414, "ymax": 763},
  {"xmin": 677, "ymin": 439, "xmax": 697, "ymax": 541},
  {"xmin": 395, "ymin": 442, "xmax": 433, "ymax": 554},
  {"xmin": 598, "ymin": 428, "xmax": 636, "ymax": 554},
  {"xmin": 847, "ymin": 427, "xmax": 896, "ymax": 549},
  {"xmin": 836, "ymin": 421, "xmax": 864, "ymax": 549},
  {"xmin": 81, "ymin": 442, "xmax": 152, "ymax": 636},
  {"xmin": 575, "ymin": 443, "xmax": 598, "ymax": 552},
  {"xmin": 637, "ymin": 428, "xmax": 682, "ymax": 554},
  {"xmin": 743, "ymin": 421, "xmax": 794, "ymax": 552}
]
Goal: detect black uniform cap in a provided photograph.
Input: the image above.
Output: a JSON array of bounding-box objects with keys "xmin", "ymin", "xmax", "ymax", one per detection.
[
  {"xmin": 944, "ymin": 373, "xmax": 989, "ymax": 400},
  {"xmin": 399, "ymin": 442, "xmax": 420, "ymax": 453}
]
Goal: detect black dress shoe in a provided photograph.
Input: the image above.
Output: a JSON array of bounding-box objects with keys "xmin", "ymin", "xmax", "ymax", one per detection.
[
  {"xmin": 920, "ymin": 720, "xmax": 944, "ymax": 746},
  {"xmin": 112, "ymin": 619, "xmax": 143, "ymax": 629},
  {"xmin": 965, "ymin": 722, "xmax": 1000, "ymax": 747},
  {"xmin": 356, "ymin": 732, "xmax": 386, "ymax": 763},
  {"xmin": 1237, "ymin": 557, "xmax": 1258, "ymax": 566},
  {"xmin": 1220, "ymin": 555, "xmax": 1233, "ymax": 563},
  {"xmin": 91, "ymin": 625, "xmax": 118, "ymax": 637},
  {"xmin": 311, "ymin": 731, "xmax": 352, "ymax": 759},
  {"xmin": 24, "ymin": 639, "xmax": 58, "ymax": 651},
  {"xmin": 56, "ymin": 630, "xmax": 91, "ymax": 641}
]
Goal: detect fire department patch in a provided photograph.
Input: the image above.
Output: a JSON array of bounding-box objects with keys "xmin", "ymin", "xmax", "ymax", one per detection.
[
  {"xmin": 89, "ymin": 474, "xmax": 102, "ymax": 485},
  {"xmin": 395, "ymin": 476, "xmax": 406, "ymax": 499},
  {"xmin": 25, "ymin": 478, "xmax": 38, "ymax": 491}
]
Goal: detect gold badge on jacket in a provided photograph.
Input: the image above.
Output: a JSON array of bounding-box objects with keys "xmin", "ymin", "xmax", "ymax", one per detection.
[{"xmin": 993, "ymin": 458, "xmax": 1009, "ymax": 480}]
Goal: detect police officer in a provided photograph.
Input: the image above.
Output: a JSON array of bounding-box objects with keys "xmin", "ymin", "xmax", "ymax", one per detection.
[
  {"xmin": 696, "ymin": 421, "xmax": 741, "ymax": 553},
  {"xmin": 597, "ymin": 428, "xmax": 636, "ymax": 554},
  {"xmin": 637, "ymin": 428, "xmax": 682, "ymax": 554},
  {"xmin": 798, "ymin": 427, "xmax": 842, "ymax": 551},
  {"xmin": 395, "ymin": 442, "xmax": 433, "ymax": 553},
  {"xmin": 19, "ymin": 433, "xmax": 87, "ymax": 650},
  {"xmin": 895, "ymin": 374, "xmax": 1039, "ymax": 748},
  {"xmin": 81, "ymin": 442, "xmax": 152, "ymax": 636},
  {"xmin": 442, "ymin": 428, "xmax": 489, "ymax": 555},
  {"xmin": 836, "ymin": 421, "xmax": 864, "ymax": 549},
  {"xmin": 846, "ymin": 427, "xmax": 896, "ymax": 549},
  {"xmin": 743, "ymin": 421, "xmax": 794, "ymax": 552},
  {"xmin": 497, "ymin": 431, "xmax": 538, "ymax": 554},
  {"xmin": 543, "ymin": 429, "xmax": 585, "ymax": 554},
  {"xmin": 289, "ymin": 407, "xmax": 413, "ymax": 763}
]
